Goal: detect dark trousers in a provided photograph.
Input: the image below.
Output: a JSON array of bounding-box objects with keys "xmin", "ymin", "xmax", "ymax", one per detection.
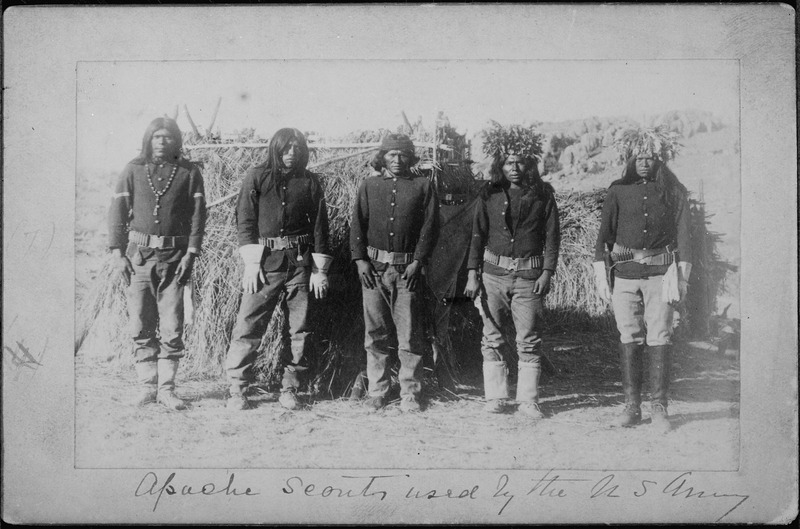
[
  {"xmin": 128, "ymin": 258, "xmax": 185, "ymax": 363},
  {"xmin": 478, "ymin": 272, "xmax": 544, "ymax": 364},
  {"xmin": 362, "ymin": 265, "xmax": 424, "ymax": 398},
  {"xmin": 225, "ymin": 265, "xmax": 311, "ymax": 393}
]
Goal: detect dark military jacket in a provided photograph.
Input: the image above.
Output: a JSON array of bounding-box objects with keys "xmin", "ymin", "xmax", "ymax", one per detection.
[
  {"xmin": 108, "ymin": 157, "xmax": 206, "ymax": 263},
  {"xmin": 350, "ymin": 169, "xmax": 438, "ymax": 270},
  {"xmin": 468, "ymin": 181, "xmax": 560, "ymax": 279},
  {"xmin": 236, "ymin": 166, "xmax": 330, "ymax": 272}
]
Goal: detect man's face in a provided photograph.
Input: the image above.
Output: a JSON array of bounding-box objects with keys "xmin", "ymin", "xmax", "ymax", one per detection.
[
  {"xmin": 635, "ymin": 153, "xmax": 656, "ymax": 179},
  {"xmin": 151, "ymin": 129, "xmax": 177, "ymax": 160},
  {"xmin": 383, "ymin": 150, "xmax": 412, "ymax": 175},
  {"xmin": 281, "ymin": 140, "xmax": 301, "ymax": 170},
  {"xmin": 502, "ymin": 154, "xmax": 527, "ymax": 186}
]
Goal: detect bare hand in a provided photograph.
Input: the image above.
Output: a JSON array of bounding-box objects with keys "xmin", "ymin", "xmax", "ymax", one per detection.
[
  {"xmin": 463, "ymin": 269, "xmax": 482, "ymax": 300},
  {"xmin": 402, "ymin": 260, "xmax": 421, "ymax": 292},
  {"xmin": 114, "ymin": 254, "xmax": 134, "ymax": 286},
  {"xmin": 533, "ymin": 271, "xmax": 552, "ymax": 296},
  {"xmin": 592, "ymin": 261, "xmax": 611, "ymax": 303},
  {"xmin": 356, "ymin": 259, "xmax": 378, "ymax": 289},
  {"xmin": 175, "ymin": 253, "xmax": 196, "ymax": 286}
]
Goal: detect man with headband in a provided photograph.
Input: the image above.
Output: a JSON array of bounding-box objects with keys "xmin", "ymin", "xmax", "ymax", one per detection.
[{"xmin": 350, "ymin": 133, "xmax": 438, "ymax": 412}]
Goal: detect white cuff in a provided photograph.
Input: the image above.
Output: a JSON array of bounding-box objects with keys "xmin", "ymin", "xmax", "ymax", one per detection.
[
  {"xmin": 592, "ymin": 261, "xmax": 606, "ymax": 279},
  {"xmin": 239, "ymin": 244, "xmax": 265, "ymax": 265},
  {"xmin": 312, "ymin": 253, "xmax": 334, "ymax": 274},
  {"xmin": 678, "ymin": 261, "xmax": 692, "ymax": 281}
]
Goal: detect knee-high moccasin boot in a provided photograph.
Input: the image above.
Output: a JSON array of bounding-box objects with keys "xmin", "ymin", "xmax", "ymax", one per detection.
[
  {"xmin": 131, "ymin": 361, "xmax": 158, "ymax": 406},
  {"xmin": 157, "ymin": 358, "xmax": 187, "ymax": 410},
  {"xmin": 648, "ymin": 345, "xmax": 671, "ymax": 433},
  {"xmin": 483, "ymin": 360, "xmax": 509, "ymax": 413},
  {"xmin": 616, "ymin": 342, "xmax": 643, "ymax": 427},
  {"xmin": 516, "ymin": 361, "xmax": 544, "ymax": 419}
]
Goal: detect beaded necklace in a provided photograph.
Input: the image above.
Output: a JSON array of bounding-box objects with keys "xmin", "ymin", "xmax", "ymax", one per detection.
[{"xmin": 145, "ymin": 162, "xmax": 179, "ymax": 216}]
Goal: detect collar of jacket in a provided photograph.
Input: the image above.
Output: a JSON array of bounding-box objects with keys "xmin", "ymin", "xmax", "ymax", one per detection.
[{"xmin": 382, "ymin": 168, "xmax": 413, "ymax": 180}]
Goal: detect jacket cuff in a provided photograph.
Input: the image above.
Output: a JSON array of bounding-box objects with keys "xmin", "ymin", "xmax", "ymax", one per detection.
[
  {"xmin": 239, "ymin": 244, "xmax": 265, "ymax": 265},
  {"xmin": 312, "ymin": 253, "xmax": 334, "ymax": 273},
  {"xmin": 350, "ymin": 247, "xmax": 368, "ymax": 261}
]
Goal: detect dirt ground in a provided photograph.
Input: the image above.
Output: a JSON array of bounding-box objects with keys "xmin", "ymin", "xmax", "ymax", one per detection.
[
  {"xmin": 75, "ymin": 337, "xmax": 740, "ymax": 470},
  {"xmin": 75, "ymin": 126, "xmax": 741, "ymax": 471}
]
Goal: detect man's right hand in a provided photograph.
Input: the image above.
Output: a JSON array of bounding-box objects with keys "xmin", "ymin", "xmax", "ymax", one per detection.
[
  {"xmin": 463, "ymin": 269, "xmax": 482, "ymax": 300},
  {"xmin": 356, "ymin": 259, "xmax": 378, "ymax": 289},
  {"xmin": 592, "ymin": 261, "xmax": 611, "ymax": 303},
  {"xmin": 242, "ymin": 263, "xmax": 266, "ymax": 294},
  {"xmin": 112, "ymin": 249, "xmax": 134, "ymax": 286}
]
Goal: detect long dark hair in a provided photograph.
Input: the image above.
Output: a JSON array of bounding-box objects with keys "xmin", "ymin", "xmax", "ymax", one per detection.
[
  {"xmin": 613, "ymin": 157, "xmax": 688, "ymax": 214},
  {"xmin": 263, "ymin": 128, "xmax": 310, "ymax": 176},
  {"xmin": 132, "ymin": 117, "xmax": 183, "ymax": 164},
  {"xmin": 484, "ymin": 152, "xmax": 547, "ymax": 198}
]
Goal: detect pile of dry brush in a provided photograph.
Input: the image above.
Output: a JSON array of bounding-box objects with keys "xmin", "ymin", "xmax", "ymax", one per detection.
[{"xmin": 75, "ymin": 139, "xmax": 733, "ymax": 397}]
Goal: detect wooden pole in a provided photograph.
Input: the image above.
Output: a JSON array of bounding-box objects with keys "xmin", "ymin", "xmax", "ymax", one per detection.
[
  {"xmin": 185, "ymin": 141, "xmax": 439, "ymax": 151},
  {"xmin": 206, "ymin": 145, "xmax": 380, "ymax": 209},
  {"xmin": 183, "ymin": 105, "xmax": 201, "ymax": 136},
  {"xmin": 206, "ymin": 97, "xmax": 222, "ymax": 137},
  {"xmin": 401, "ymin": 110, "xmax": 414, "ymax": 135}
]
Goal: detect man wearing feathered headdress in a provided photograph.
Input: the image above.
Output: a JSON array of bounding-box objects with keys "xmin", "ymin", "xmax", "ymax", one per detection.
[
  {"xmin": 464, "ymin": 122, "xmax": 561, "ymax": 417},
  {"xmin": 593, "ymin": 125, "xmax": 692, "ymax": 432}
]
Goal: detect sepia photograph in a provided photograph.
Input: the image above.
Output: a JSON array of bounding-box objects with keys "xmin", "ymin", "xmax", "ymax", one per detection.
[
  {"xmin": 3, "ymin": 4, "xmax": 797, "ymax": 525},
  {"xmin": 74, "ymin": 58, "xmax": 742, "ymax": 472}
]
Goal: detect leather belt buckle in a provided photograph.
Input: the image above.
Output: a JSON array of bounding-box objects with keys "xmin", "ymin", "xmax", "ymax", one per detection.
[
  {"xmin": 150, "ymin": 235, "xmax": 165, "ymax": 249},
  {"xmin": 507, "ymin": 257, "xmax": 519, "ymax": 272}
]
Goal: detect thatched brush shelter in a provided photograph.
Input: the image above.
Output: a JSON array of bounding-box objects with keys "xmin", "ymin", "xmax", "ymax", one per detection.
[{"xmin": 75, "ymin": 131, "xmax": 732, "ymax": 398}]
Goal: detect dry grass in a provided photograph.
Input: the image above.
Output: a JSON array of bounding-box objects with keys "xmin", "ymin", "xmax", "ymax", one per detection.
[{"xmin": 75, "ymin": 137, "xmax": 730, "ymax": 396}]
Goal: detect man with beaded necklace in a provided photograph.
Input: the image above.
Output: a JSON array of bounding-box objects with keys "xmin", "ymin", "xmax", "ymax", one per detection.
[
  {"xmin": 464, "ymin": 122, "xmax": 561, "ymax": 417},
  {"xmin": 109, "ymin": 117, "xmax": 206, "ymax": 410}
]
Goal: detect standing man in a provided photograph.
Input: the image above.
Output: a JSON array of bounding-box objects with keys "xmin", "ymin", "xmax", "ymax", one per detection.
[
  {"xmin": 593, "ymin": 126, "xmax": 692, "ymax": 432},
  {"xmin": 350, "ymin": 133, "xmax": 438, "ymax": 412},
  {"xmin": 464, "ymin": 122, "xmax": 560, "ymax": 417},
  {"xmin": 109, "ymin": 117, "xmax": 206, "ymax": 410},
  {"xmin": 225, "ymin": 128, "xmax": 332, "ymax": 411}
]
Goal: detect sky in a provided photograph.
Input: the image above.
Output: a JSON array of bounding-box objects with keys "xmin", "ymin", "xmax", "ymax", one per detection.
[{"xmin": 77, "ymin": 59, "xmax": 739, "ymax": 174}]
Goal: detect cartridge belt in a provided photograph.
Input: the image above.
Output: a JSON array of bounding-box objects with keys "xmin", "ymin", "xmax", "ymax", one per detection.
[
  {"xmin": 259, "ymin": 234, "xmax": 311, "ymax": 250},
  {"xmin": 484, "ymin": 249, "xmax": 543, "ymax": 271},
  {"xmin": 367, "ymin": 246, "xmax": 414, "ymax": 265},
  {"xmin": 610, "ymin": 244, "xmax": 674, "ymax": 266},
  {"xmin": 129, "ymin": 230, "xmax": 188, "ymax": 250}
]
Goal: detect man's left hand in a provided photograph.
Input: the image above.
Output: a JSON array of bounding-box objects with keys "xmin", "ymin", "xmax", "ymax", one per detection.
[
  {"xmin": 402, "ymin": 260, "xmax": 422, "ymax": 292},
  {"xmin": 533, "ymin": 270, "xmax": 552, "ymax": 295},
  {"xmin": 176, "ymin": 253, "xmax": 196, "ymax": 285},
  {"xmin": 310, "ymin": 271, "xmax": 329, "ymax": 299}
]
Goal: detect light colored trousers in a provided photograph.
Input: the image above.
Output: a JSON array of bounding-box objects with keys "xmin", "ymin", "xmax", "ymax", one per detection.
[{"xmin": 612, "ymin": 276, "xmax": 673, "ymax": 346}]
